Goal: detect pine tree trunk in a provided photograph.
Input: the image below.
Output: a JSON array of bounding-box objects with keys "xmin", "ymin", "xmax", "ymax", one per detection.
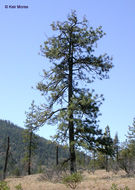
[
  {"xmin": 28, "ymin": 131, "xmax": 32, "ymax": 175},
  {"xmin": 105, "ymin": 155, "xmax": 109, "ymax": 172},
  {"xmin": 116, "ymin": 147, "xmax": 119, "ymax": 162},
  {"xmin": 83, "ymin": 153, "xmax": 85, "ymax": 168},
  {"xmin": 93, "ymin": 150, "xmax": 96, "ymax": 172},
  {"xmin": 3, "ymin": 137, "xmax": 10, "ymax": 179},
  {"xmin": 56, "ymin": 145, "xmax": 59, "ymax": 166},
  {"xmin": 69, "ymin": 120, "xmax": 76, "ymax": 173},
  {"xmin": 68, "ymin": 54, "xmax": 76, "ymax": 173}
]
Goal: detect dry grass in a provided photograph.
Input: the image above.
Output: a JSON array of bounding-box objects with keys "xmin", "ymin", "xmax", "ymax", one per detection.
[{"xmin": 5, "ymin": 170, "xmax": 135, "ymax": 190}]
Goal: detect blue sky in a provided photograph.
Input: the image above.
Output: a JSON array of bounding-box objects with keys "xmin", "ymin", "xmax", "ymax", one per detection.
[{"xmin": 0, "ymin": 0, "xmax": 135, "ymax": 142}]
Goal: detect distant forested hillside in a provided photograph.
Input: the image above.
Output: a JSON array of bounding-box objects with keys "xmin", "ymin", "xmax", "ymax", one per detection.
[{"xmin": 0, "ymin": 119, "xmax": 70, "ymax": 176}]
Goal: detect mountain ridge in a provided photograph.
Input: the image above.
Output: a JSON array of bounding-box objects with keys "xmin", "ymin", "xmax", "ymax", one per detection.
[{"xmin": 0, "ymin": 119, "xmax": 69, "ymax": 176}]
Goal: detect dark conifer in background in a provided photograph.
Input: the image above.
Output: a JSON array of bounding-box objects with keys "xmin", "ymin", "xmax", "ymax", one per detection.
[{"xmin": 23, "ymin": 101, "xmax": 37, "ymax": 175}]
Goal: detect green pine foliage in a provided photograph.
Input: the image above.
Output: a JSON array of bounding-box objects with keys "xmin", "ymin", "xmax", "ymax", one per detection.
[
  {"xmin": 23, "ymin": 101, "xmax": 38, "ymax": 175},
  {"xmin": 95, "ymin": 126, "xmax": 114, "ymax": 171},
  {"xmin": 101, "ymin": 126, "xmax": 114, "ymax": 155},
  {"xmin": 118, "ymin": 118, "xmax": 135, "ymax": 175},
  {"xmin": 126, "ymin": 118, "xmax": 135, "ymax": 144},
  {"xmin": 29, "ymin": 10, "xmax": 113, "ymax": 173},
  {"xmin": 113, "ymin": 132, "xmax": 120, "ymax": 161}
]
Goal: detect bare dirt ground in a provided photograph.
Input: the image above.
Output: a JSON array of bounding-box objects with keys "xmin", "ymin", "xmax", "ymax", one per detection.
[{"xmin": 6, "ymin": 170, "xmax": 135, "ymax": 190}]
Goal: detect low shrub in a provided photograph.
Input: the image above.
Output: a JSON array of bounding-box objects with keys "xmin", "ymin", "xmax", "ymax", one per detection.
[
  {"xmin": 62, "ymin": 172, "xmax": 82, "ymax": 189},
  {"xmin": 0, "ymin": 181, "xmax": 10, "ymax": 190},
  {"xmin": 39, "ymin": 163, "xmax": 69, "ymax": 183},
  {"xmin": 15, "ymin": 183, "xmax": 23, "ymax": 190},
  {"xmin": 110, "ymin": 183, "xmax": 130, "ymax": 190},
  {"xmin": 0, "ymin": 181, "xmax": 23, "ymax": 190}
]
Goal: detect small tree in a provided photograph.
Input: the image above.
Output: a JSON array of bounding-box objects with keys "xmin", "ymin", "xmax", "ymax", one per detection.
[
  {"xmin": 126, "ymin": 118, "xmax": 135, "ymax": 144},
  {"xmin": 99, "ymin": 126, "xmax": 114, "ymax": 171},
  {"xmin": 23, "ymin": 101, "xmax": 37, "ymax": 175},
  {"xmin": 118, "ymin": 140, "xmax": 133, "ymax": 175},
  {"xmin": 111, "ymin": 132, "xmax": 120, "ymax": 173},
  {"xmin": 125, "ymin": 118, "xmax": 135, "ymax": 166},
  {"xmin": 119, "ymin": 118, "xmax": 135, "ymax": 175},
  {"xmin": 113, "ymin": 132, "xmax": 119, "ymax": 162}
]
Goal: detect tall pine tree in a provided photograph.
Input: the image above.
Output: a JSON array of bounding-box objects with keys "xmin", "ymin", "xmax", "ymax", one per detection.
[{"xmin": 31, "ymin": 11, "xmax": 113, "ymax": 173}]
